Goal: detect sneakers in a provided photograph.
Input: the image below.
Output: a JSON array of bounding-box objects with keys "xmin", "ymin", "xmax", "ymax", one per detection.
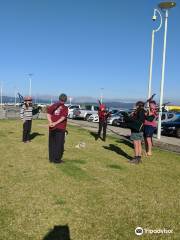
[{"xmin": 129, "ymin": 156, "xmax": 142, "ymax": 164}]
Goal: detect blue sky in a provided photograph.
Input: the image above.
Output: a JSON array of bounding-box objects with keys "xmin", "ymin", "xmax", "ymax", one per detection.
[{"xmin": 0, "ymin": 0, "xmax": 179, "ymax": 101}]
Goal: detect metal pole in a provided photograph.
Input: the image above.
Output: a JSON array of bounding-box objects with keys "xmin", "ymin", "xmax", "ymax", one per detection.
[
  {"xmin": 148, "ymin": 30, "xmax": 155, "ymax": 99},
  {"xmin": 28, "ymin": 73, "xmax": 33, "ymax": 97},
  {"xmin": 148, "ymin": 9, "xmax": 162, "ymax": 100},
  {"xmin": 157, "ymin": 10, "xmax": 168, "ymax": 139},
  {"xmin": 0, "ymin": 82, "xmax": 2, "ymax": 108},
  {"xmin": 14, "ymin": 90, "xmax": 16, "ymax": 106},
  {"xmin": 29, "ymin": 77, "xmax": 32, "ymax": 96},
  {"xmin": 100, "ymin": 88, "xmax": 104, "ymax": 104}
]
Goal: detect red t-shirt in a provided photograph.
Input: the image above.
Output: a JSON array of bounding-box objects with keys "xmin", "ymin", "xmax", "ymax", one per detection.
[
  {"xmin": 98, "ymin": 110, "xmax": 110, "ymax": 122},
  {"xmin": 47, "ymin": 102, "xmax": 68, "ymax": 131}
]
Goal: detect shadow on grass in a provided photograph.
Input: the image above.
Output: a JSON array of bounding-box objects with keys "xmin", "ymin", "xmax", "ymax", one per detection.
[
  {"xmin": 116, "ymin": 138, "xmax": 134, "ymax": 149},
  {"xmin": 103, "ymin": 144, "xmax": 132, "ymax": 160},
  {"xmin": 30, "ymin": 132, "xmax": 44, "ymax": 140},
  {"xmin": 57, "ymin": 161, "xmax": 91, "ymax": 181},
  {"xmin": 89, "ymin": 131, "xmax": 105, "ymax": 141},
  {"xmin": 43, "ymin": 225, "xmax": 71, "ymax": 240},
  {"xmin": 107, "ymin": 164, "xmax": 123, "ymax": 170},
  {"xmin": 89, "ymin": 131, "xmax": 98, "ymax": 140}
]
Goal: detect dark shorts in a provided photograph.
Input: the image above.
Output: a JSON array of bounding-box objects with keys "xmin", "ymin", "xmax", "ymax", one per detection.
[
  {"xmin": 144, "ymin": 125, "xmax": 156, "ymax": 137},
  {"xmin": 130, "ymin": 132, "xmax": 143, "ymax": 141}
]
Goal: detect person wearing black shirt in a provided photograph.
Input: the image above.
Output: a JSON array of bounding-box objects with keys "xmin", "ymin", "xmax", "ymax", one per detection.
[{"xmin": 124, "ymin": 101, "xmax": 146, "ymax": 164}]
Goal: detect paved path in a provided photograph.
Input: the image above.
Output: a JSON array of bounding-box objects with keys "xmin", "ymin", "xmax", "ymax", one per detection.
[{"xmin": 68, "ymin": 119, "xmax": 180, "ymax": 153}]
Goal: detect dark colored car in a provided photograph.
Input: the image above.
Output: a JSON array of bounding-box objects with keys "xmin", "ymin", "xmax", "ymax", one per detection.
[{"xmin": 162, "ymin": 113, "xmax": 180, "ymax": 138}]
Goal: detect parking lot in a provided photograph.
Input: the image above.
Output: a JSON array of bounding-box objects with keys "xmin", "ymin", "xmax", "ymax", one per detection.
[{"xmin": 68, "ymin": 119, "xmax": 180, "ymax": 153}]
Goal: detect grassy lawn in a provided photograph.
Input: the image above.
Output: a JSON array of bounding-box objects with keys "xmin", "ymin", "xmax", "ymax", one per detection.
[{"xmin": 0, "ymin": 119, "xmax": 180, "ymax": 240}]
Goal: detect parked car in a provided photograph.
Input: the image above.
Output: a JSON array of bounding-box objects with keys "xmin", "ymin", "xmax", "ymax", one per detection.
[
  {"xmin": 160, "ymin": 111, "xmax": 180, "ymax": 123},
  {"xmin": 108, "ymin": 108, "xmax": 120, "ymax": 115},
  {"xmin": 67, "ymin": 104, "xmax": 81, "ymax": 118},
  {"xmin": 110, "ymin": 110, "xmax": 134, "ymax": 127},
  {"xmin": 88, "ymin": 113, "xmax": 99, "ymax": 123},
  {"xmin": 161, "ymin": 112, "xmax": 180, "ymax": 138},
  {"xmin": 73, "ymin": 105, "xmax": 99, "ymax": 120},
  {"xmin": 107, "ymin": 112, "xmax": 124, "ymax": 126}
]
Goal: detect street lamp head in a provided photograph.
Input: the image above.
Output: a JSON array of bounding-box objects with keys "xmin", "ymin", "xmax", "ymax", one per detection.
[
  {"xmin": 158, "ymin": 2, "xmax": 176, "ymax": 9},
  {"xmin": 152, "ymin": 14, "xmax": 157, "ymax": 21}
]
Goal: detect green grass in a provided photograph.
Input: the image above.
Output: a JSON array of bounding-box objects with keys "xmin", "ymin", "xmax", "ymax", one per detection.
[{"xmin": 0, "ymin": 119, "xmax": 180, "ymax": 240}]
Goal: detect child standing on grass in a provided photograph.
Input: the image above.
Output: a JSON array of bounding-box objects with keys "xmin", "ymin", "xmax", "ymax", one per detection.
[
  {"xmin": 123, "ymin": 101, "xmax": 146, "ymax": 164},
  {"xmin": 20, "ymin": 96, "xmax": 33, "ymax": 143},
  {"xmin": 144, "ymin": 101, "xmax": 158, "ymax": 156},
  {"xmin": 130, "ymin": 101, "xmax": 146, "ymax": 164}
]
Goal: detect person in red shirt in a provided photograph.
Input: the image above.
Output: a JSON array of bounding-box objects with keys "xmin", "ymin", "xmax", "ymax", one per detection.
[
  {"xmin": 144, "ymin": 101, "xmax": 158, "ymax": 156},
  {"xmin": 96, "ymin": 104, "xmax": 110, "ymax": 141},
  {"xmin": 47, "ymin": 93, "xmax": 68, "ymax": 163}
]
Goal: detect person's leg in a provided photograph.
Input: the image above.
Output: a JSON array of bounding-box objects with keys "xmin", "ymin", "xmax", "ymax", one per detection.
[
  {"xmin": 59, "ymin": 131, "xmax": 65, "ymax": 160},
  {"xmin": 54, "ymin": 131, "xmax": 65, "ymax": 163},
  {"xmin": 144, "ymin": 125, "xmax": 151, "ymax": 156},
  {"xmin": 138, "ymin": 140, "xmax": 142, "ymax": 157},
  {"xmin": 103, "ymin": 122, "xmax": 107, "ymax": 141},
  {"xmin": 49, "ymin": 130, "xmax": 55, "ymax": 162},
  {"xmin": 23, "ymin": 121, "xmax": 28, "ymax": 142},
  {"xmin": 144, "ymin": 137, "xmax": 148, "ymax": 154},
  {"xmin": 129, "ymin": 140, "xmax": 139, "ymax": 163},
  {"xmin": 143, "ymin": 126, "xmax": 148, "ymax": 155},
  {"xmin": 146, "ymin": 137, "xmax": 152, "ymax": 156},
  {"xmin": 98, "ymin": 121, "xmax": 103, "ymax": 138},
  {"xmin": 26, "ymin": 120, "xmax": 32, "ymax": 141},
  {"xmin": 133, "ymin": 140, "xmax": 139, "ymax": 157}
]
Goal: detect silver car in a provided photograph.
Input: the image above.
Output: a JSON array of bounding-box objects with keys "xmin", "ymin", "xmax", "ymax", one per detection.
[{"xmin": 107, "ymin": 112, "xmax": 124, "ymax": 126}]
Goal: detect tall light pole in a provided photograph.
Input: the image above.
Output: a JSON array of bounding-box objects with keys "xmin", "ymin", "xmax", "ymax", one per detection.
[
  {"xmin": 100, "ymin": 88, "xmax": 104, "ymax": 104},
  {"xmin": 0, "ymin": 82, "xmax": 2, "ymax": 108},
  {"xmin": 157, "ymin": 1, "xmax": 176, "ymax": 139},
  {"xmin": 28, "ymin": 73, "xmax": 33, "ymax": 97},
  {"xmin": 14, "ymin": 87, "xmax": 17, "ymax": 106},
  {"xmin": 148, "ymin": 9, "xmax": 163, "ymax": 99}
]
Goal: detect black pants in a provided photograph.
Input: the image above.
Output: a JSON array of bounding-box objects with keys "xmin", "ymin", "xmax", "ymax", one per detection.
[
  {"xmin": 98, "ymin": 121, "xmax": 107, "ymax": 140},
  {"xmin": 23, "ymin": 120, "xmax": 32, "ymax": 142},
  {"xmin": 49, "ymin": 129, "xmax": 65, "ymax": 163}
]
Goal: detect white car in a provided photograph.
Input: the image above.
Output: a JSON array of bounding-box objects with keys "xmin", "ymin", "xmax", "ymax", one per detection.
[
  {"xmin": 68, "ymin": 105, "xmax": 80, "ymax": 118},
  {"xmin": 88, "ymin": 113, "xmax": 99, "ymax": 123},
  {"xmin": 73, "ymin": 105, "xmax": 99, "ymax": 120}
]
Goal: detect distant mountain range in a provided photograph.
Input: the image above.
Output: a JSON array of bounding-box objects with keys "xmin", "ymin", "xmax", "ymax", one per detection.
[
  {"xmin": 1, "ymin": 95, "xmax": 180, "ymax": 108},
  {"xmin": 1, "ymin": 95, "xmax": 135, "ymax": 108}
]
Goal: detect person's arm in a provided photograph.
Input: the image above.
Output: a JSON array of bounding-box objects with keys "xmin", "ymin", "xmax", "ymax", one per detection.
[
  {"xmin": 20, "ymin": 106, "xmax": 25, "ymax": 121},
  {"xmin": 47, "ymin": 113, "xmax": 52, "ymax": 125},
  {"xmin": 49, "ymin": 107, "xmax": 68, "ymax": 127},
  {"xmin": 50, "ymin": 116, "xmax": 66, "ymax": 127},
  {"xmin": 47, "ymin": 102, "xmax": 61, "ymax": 126}
]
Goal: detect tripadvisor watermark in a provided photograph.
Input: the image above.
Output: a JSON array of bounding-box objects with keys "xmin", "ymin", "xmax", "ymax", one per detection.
[{"xmin": 135, "ymin": 227, "xmax": 173, "ymax": 236}]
